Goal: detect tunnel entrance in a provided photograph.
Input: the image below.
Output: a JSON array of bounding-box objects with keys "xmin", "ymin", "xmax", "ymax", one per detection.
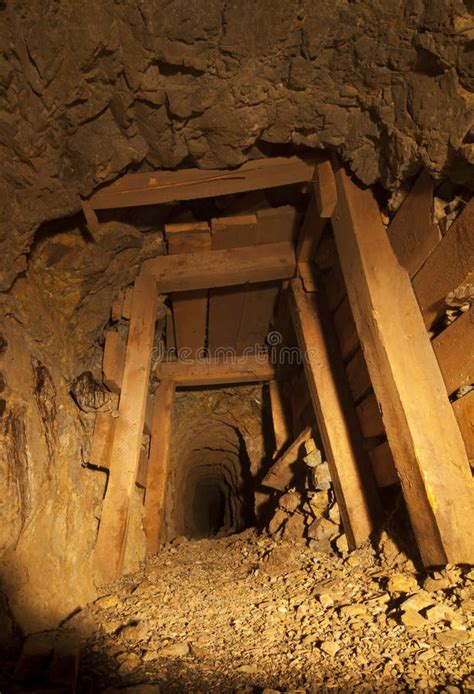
[{"xmin": 162, "ymin": 385, "xmax": 264, "ymax": 543}]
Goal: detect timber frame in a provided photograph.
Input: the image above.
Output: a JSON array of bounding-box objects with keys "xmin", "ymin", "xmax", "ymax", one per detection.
[{"xmin": 89, "ymin": 155, "xmax": 474, "ymax": 584}]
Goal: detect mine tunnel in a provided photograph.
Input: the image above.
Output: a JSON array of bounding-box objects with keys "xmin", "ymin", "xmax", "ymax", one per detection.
[{"xmin": 1, "ymin": 3, "xmax": 474, "ymax": 692}]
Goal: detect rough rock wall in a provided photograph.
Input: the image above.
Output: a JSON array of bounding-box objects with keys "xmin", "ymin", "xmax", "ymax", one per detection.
[{"xmin": 1, "ymin": 0, "xmax": 473, "ymax": 290}]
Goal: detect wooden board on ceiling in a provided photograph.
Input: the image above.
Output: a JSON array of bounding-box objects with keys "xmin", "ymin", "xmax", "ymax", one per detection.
[
  {"xmin": 166, "ymin": 222, "xmax": 211, "ymax": 358},
  {"xmin": 142, "ymin": 242, "xmax": 296, "ymax": 293},
  {"xmin": 332, "ymin": 165, "xmax": 474, "ymax": 566},
  {"xmin": 412, "ymin": 198, "xmax": 474, "ymax": 329},
  {"xmin": 88, "ymin": 156, "xmax": 319, "ymax": 210},
  {"xmin": 236, "ymin": 281, "xmax": 280, "ymax": 354},
  {"xmin": 157, "ymin": 354, "xmax": 276, "ymax": 386},
  {"xmin": 432, "ymin": 306, "xmax": 474, "ymax": 396},
  {"xmin": 257, "ymin": 206, "xmax": 300, "ymax": 245},
  {"xmin": 387, "ymin": 170, "xmax": 441, "ymax": 278},
  {"xmin": 208, "ymin": 215, "xmax": 257, "ymax": 356}
]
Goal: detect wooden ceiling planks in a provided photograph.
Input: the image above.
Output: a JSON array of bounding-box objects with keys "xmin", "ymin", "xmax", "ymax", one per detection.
[{"xmin": 87, "ymin": 156, "xmax": 318, "ymax": 210}]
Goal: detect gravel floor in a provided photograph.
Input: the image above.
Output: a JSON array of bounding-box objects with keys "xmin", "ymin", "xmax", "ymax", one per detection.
[{"xmin": 62, "ymin": 529, "xmax": 474, "ymax": 693}]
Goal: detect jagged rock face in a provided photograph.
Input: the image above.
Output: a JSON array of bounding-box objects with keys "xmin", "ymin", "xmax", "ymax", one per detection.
[{"xmin": 1, "ymin": 0, "xmax": 473, "ymax": 290}]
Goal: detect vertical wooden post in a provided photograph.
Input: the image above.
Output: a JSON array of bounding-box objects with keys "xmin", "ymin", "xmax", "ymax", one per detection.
[
  {"xmin": 94, "ymin": 273, "xmax": 158, "ymax": 583},
  {"xmin": 331, "ymin": 166, "xmax": 474, "ymax": 566},
  {"xmin": 289, "ymin": 279, "xmax": 381, "ymax": 548},
  {"xmin": 144, "ymin": 379, "xmax": 175, "ymax": 555}
]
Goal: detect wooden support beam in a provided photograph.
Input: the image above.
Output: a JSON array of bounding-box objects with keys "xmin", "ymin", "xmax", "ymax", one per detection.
[
  {"xmin": 144, "ymin": 379, "xmax": 175, "ymax": 555},
  {"xmin": 269, "ymin": 379, "xmax": 291, "ymax": 454},
  {"xmin": 88, "ymin": 156, "xmax": 319, "ymax": 210},
  {"xmin": 452, "ymin": 390, "xmax": 474, "ymax": 464},
  {"xmin": 166, "ymin": 222, "xmax": 210, "ymax": 358},
  {"xmin": 103, "ymin": 330, "xmax": 126, "ymax": 394},
  {"xmin": 332, "ymin": 166, "xmax": 474, "ymax": 566},
  {"xmin": 208, "ymin": 215, "xmax": 257, "ymax": 355},
  {"xmin": 89, "ymin": 412, "xmax": 116, "ymax": 469},
  {"xmin": 387, "ymin": 170, "xmax": 441, "ymax": 277},
  {"xmin": 94, "ymin": 273, "xmax": 158, "ymax": 583},
  {"xmin": 412, "ymin": 199, "xmax": 474, "ymax": 329},
  {"xmin": 262, "ymin": 425, "xmax": 312, "ymax": 490},
  {"xmin": 314, "ymin": 159, "xmax": 337, "ymax": 218},
  {"xmin": 156, "ymin": 354, "xmax": 276, "ymax": 387},
  {"xmin": 289, "ymin": 278, "xmax": 381, "ymax": 548},
  {"xmin": 142, "ymin": 242, "xmax": 295, "ymax": 293},
  {"xmin": 257, "ymin": 206, "xmax": 299, "ymax": 244},
  {"xmin": 432, "ymin": 306, "xmax": 474, "ymax": 396}
]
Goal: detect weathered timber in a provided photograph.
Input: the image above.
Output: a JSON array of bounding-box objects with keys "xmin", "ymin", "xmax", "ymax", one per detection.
[
  {"xmin": 89, "ymin": 412, "xmax": 116, "ymax": 469},
  {"xmin": 314, "ymin": 159, "xmax": 337, "ymax": 218},
  {"xmin": 432, "ymin": 306, "xmax": 474, "ymax": 396},
  {"xmin": 144, "ymin": 379, "xmax": 175, "ymax": 555},
  {"xmin": 94, "ymin": 273, "xmax": 158, "ymax": 583},
  {"xmin": 387, "ymin": 170, "xmax": 441, "ymax": 277},
  {"xmin": 369, "ymin": 442, "xmax": 398, "ymax": 488},
  {"xmin": 296, "ymin": 196, "xmax": 326, "ymax": 262},
  {"xmin": 452, "ymin": 390, "xmax": 474, "ymax": 464},
  {"xmin": 289, "ymin": 278, "xmax": 381, "ymax": 548},
  {"xmin": 332, "ymin": 166, "xmax": 474, "ymax": 566},
  {"xmin": 167, "ymin": 222, "xmax": 210, "ymax": 358},
  {"xmin": 262, "ymin": 425, "xmax": 313, "ymax": 490},
  {"xmin": 157, "ymin": 354, "xmax": 276, "ymax": 386},
  {"xmin": 356, "ymin": 393, "xmax": 385, "ymax": 439},
  {"xmin": 257, "ymin": 206, "xmax": 299, "ymax": 244},
  {"xmin": 89, "ymin": 156, "xmax": 319, "ymax": 210},
  {"xmin": 103, "ymin": 330, "xmax": 126, "ymax": 394},
  {"xmin": 142, "ymin": 242, "xmax": 295, "ymax": 293},
  {"xmin": 236, "ymin": 281, "xmax": 279, "ymax": 353},
  {"xmin": 208, "ymin": 215, "xmax": 257, "ymax": 355},
  {"xmin": 333, "ymin": 296, "xmax": 359, "ymax": 360},
  {"xmin": 412, "ymin": 198, "xmax": 474, "ymax": 329},
  {"xmin": 269, "ymin": 379, "xmax": 292, "ymax": 454},
  {"xmin": 345, "ymin": 348, "xmax": 372, "ymax": 403}
]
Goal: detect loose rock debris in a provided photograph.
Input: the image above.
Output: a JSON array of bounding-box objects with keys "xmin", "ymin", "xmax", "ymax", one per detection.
[{"xmin": 52, "ymin": 530, "xmax": 474, "ymax": 693}]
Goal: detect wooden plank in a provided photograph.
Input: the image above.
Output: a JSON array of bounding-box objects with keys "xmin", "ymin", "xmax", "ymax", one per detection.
[
  {"xmin": 93, "ymin": 273, "xmax": 158, "ymax": 583},
  {"xmin": 296, "ymin": 196, "xmax": 326, "ymax": 262},
  {"xmin": 356, "ymin": 393, "xmax": 385, "ymax": 439},
  {"xmin": 208, "ymin": 215, "xmax": 257, "ymax": 356},
  {"xmin": 298, "ymin": 261, "xmax": 318, "ymax": 293},
  {"xmin": 333, "ymin": 296, "xmax": 359, "ymax": 360},
  {"xmin": 387, "ymin": 170, "xmax": 441, "ymax": 277},
  {"xmin": 323, "ymin": 260, "xmax": 346, "ymax": 313},
  {"xmin": 103, "ymin": 330, "xmax": 126, "ymax": 394},
  {"xmin": 142, "ymin": 242, "xmax": 295, "ymax": 293},
  {"xmin": 314, "ymin": 159, "xmax": 337, "ymax": 218},
  {"xmin": 289, "ymin": 278, "xmax": 381, "ymax": 548},
  {"xmin": 432, "ymin": 306, "xmax": 474, "ymax": 396},
  {"xmin": 144, "ymin": 379, "xmax": 175, "ymax": 555},
  {"xmin": 89, "ymin": 156, "xmax": 319, "ymax": 210},
  {"xmin": 257, "ymin": 206, "xmax": 299, "ymax": 244},
  {"xmin": 345, "ymin": 349, "xmax": 372, "ymax": 403},
  {"xmin": 236, "ymin": 282, "xmax": 279, "ymax": 353},
  {"xmin": 269, "ymin": 379, "xmax": 292, "ymax": 454},
  {"xmin": 89, "ymin": 412, "xmax": 116, "ymax": 469},
  {"xmin": 122, "ymin": 286, "xmax": 133, "ymax": 320},
  {"xmin": 369, "ymin": 442, "xmax": 398, "ymax": 488},
  {"xmin": 167, "ymin": 222, "xmax": 210, "ymax": 358},
  {"xmin": 332, "ymin": 166, "xmax": 474, "ymax": 566},
  {"xmin": 166, "ymin": 309, "xmax": 176, "ymax": 352},
  {"xmin": 262, "ymin": 425, "xmax": 312, "ymax": 490},
  {"xmin": 157, "ymin": 354, "xmax": 276, "ymax": 386},
  {"xmin": 412, "ymin": 199, "xmax": 474, "ymax": 328},
  {"xmin": 82, "ymin": 200, "xmax": 99, "ymax": 232},
  {"xmin": 452, "ymin": 389, "xmax": 474, "ymax": 463}
]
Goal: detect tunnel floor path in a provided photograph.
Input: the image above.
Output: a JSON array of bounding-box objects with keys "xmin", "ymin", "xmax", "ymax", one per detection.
[{"xmin": 72, "ymin": 531, "xmax": 472, "ymax": 693}]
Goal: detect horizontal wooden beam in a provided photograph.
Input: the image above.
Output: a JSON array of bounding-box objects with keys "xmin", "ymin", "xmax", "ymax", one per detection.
[
  {"xmin": 142, "ymin": 242, "xmax": 295, "ymax": 293},
  {"xmin": 88, "ymin": 156, "xmax": 318, "ymax": 210},
  {"xmin": 432, "ymin": 307, "xmax": 474, "ymax": 396},
  {"xmin": 156, "ymin": 355, "xmax": 276, "ymax": 386}
]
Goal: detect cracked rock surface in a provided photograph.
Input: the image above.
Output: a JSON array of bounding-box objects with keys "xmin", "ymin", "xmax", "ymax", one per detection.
[{"xmin": 1, "ymin": 0, "xmax": 473, "ymax": 290}]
